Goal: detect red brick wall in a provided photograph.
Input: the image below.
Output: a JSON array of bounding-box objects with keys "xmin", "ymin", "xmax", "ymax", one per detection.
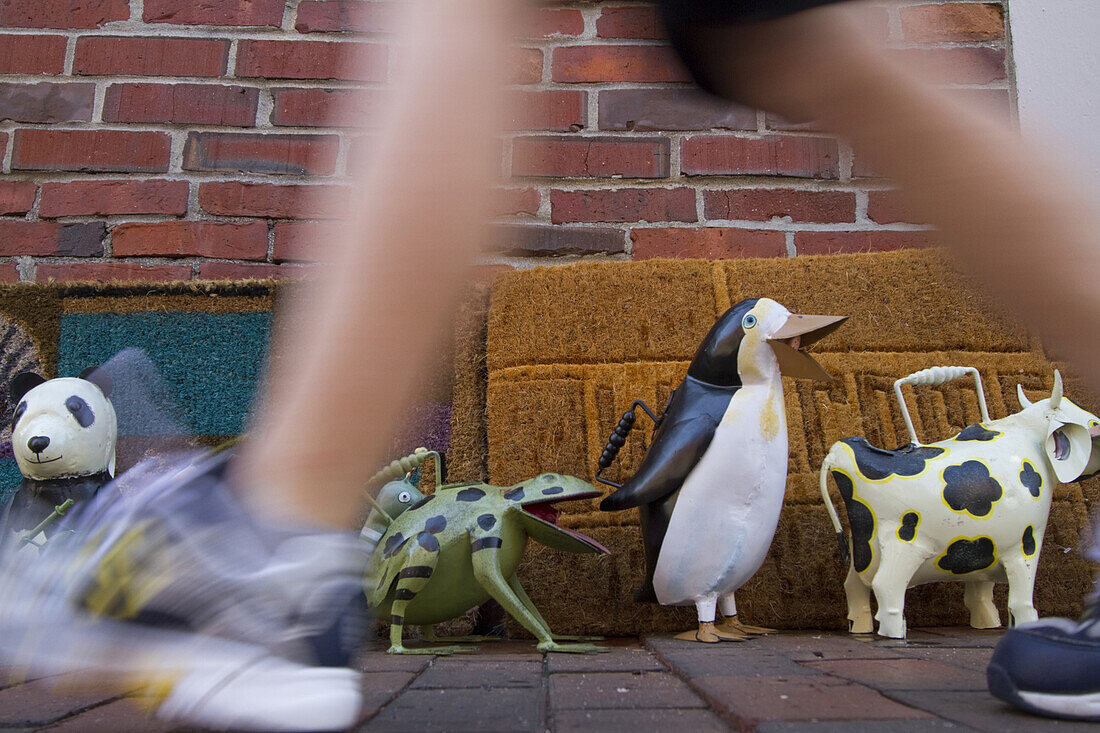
[{"xmin": 0, "ymin": 0, "xmax": 1012, "ymax": 282}]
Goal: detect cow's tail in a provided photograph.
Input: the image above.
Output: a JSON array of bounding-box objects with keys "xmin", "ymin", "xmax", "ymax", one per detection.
[{"xmin": 819, "ymin": 447, "xmax": 850, "ymax": 566}]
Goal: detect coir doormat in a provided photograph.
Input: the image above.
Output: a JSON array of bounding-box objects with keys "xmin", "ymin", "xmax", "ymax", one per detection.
[{"xmin": 473, "ymin": 250, "xmax": 1100, "ymax": 635}]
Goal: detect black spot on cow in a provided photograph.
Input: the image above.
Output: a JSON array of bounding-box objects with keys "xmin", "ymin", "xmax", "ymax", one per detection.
[
  {"xmin": 409, "ymin": 494, "xmax": 435, "ymax": 511},
  {"xmin": 383, "ymin": 532, "xmax": 408, "ymax": 558},
  {"xmin": 504, "ymin": 486, "xmax": 525, "ymax": 501},
  {"xmin": 942, "ymin": 461, "xmax": 1003, "ymax": 517},
  {"xmin": 542, "ymin": 486, "xmax": 564, "ymax": 495},
  {"xmin": 456, "ymin": 487, "xmax": 486, "ymax": 502},
  {"xmin": 898, "ymin": 512, "xmax": 919, "ymax": 542},
  {"xmin": 1019, "ymin": 461, "xmax": 1042, "ymax": 498},
  {"xmin": 423, "ymin": 515, "xmax": 447, "ymax": 534},
  {"xmin": 954, "ymin": 424, "xmax": 1002, "ymax": 442},
  {"xmin": 1022, "ymin": 525, "xmax": 1036, "ymax": 556},
  {"xmin": 833, "ymin": 470, "xmax": 875, "ymax": 573},
  {"xmin": 417, "ymin": 531, "xmax": 440, "ymax": 552},
  {"xmin": 477, "ymin": 513, "xmax": 496, "ymax": 530},
  {"xmin": 841, "ymin": 437, "xmax": 945, "ymax": 480},
  {"xmin": 937, "ymin": 536, "xmax": 997, "ymax": 574}
]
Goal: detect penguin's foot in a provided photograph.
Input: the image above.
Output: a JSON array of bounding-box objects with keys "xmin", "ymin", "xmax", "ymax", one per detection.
[
  {"xmin": 717, "ymin": 614, "xmax": 776, "ymax": 636},
  {"xmin": 674, "ymin": 621, "xmax": 746, "ymax": 643}
]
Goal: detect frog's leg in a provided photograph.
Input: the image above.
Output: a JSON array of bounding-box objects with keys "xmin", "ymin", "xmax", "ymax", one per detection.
[
  {"xmin": 469, "ymin": 539, "xmax": 606, "ymax": 654},
  {"xmin": 506, "ymin": 574, "xmax": 601, "ymax": 643},
  {"xmin": 388, "ymin": 561, "xmax": 473, "ymax": 656}
]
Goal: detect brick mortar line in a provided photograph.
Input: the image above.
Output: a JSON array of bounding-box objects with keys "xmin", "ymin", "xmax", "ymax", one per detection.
[
  {"xmin": 355, "ymin": 659, "xmax": 435, "ymax": 728},
  {"xmin": 641, "ymin": 634, "xmax": 753, "ymax": 733}
]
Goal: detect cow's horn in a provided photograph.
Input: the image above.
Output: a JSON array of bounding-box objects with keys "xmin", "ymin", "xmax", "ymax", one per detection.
[
  {"xmin": 1051, "ymin": 370, "xmax": 1064, "ymax": 409},
  {"xmin": 1017, "ymin": 384, "xmax": 1033, "ymax": 408}
]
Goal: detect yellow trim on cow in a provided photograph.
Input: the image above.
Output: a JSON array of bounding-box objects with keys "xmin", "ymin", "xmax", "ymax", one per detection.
[
  {"xmin": 937, "ymin": 457, "xmax": 1002, "ymax": 520},
  {"xmin": 933, "ymin": 534, "xmax": 998, "ymax": 576},
  {"xmin": 1019, "ymin": 458, "xmax": 1043, "ymax": 501},
  {"xmin": 895, "ymin": 510, "xmax": 921, "ymax": 544},
  {"xmin": 836, "ymin": 442, "xmax": 952, "ymax": 485}
]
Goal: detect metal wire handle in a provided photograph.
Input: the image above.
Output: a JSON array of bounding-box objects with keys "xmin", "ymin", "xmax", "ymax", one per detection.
[{"xmin": 893, "ymin": 366, "xmax": 989, "ymax": 445}]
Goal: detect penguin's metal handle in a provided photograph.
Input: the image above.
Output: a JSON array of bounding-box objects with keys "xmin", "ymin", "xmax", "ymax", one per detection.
[
  {"xmin": 893, "ymin": 366, "xmax": 989, "ymax": 446},
  {"xmin": 594, "ymin": 400, "xmax": 662, "ymax": 489}
]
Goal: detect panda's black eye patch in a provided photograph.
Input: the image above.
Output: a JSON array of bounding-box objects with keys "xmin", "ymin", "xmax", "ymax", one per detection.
[
  {"xmin": 66, "ymin": 396, "xmax": 94, "ymax": 428},
  {"xmin": 11, "ymin": 401, "xmax": 26, "ymax": 428}
]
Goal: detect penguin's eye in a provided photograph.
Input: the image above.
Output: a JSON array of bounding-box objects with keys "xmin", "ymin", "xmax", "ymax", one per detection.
[
  {"xmin": 398, "ymin": 491, "xmax": 412, "ymax": 503},
  {"xmin": 742, "ymin": 314, "xmax": 757, "ymax": 329}
]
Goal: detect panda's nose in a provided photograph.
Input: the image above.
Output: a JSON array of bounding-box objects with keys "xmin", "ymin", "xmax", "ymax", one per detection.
[{"xmin": 27, "ymin": 436, "xmax": 50, "ymax": 454}]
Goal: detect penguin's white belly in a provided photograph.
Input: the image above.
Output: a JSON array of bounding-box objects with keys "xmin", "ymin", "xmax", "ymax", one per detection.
[{"xmin": 652, "ymin": 390, "xmax": 788, "ymax": 606}]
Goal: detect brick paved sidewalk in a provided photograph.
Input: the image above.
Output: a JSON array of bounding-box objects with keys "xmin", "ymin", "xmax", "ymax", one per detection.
[{"xmin": 1, "ymin": 628, "xmax": 1094, "ymax": 731}]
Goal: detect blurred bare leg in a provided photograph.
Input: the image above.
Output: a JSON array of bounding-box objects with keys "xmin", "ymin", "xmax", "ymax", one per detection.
[
  {"xmin": 687, "ymin": 3, "xmax": 1100, "ymax": 387},
  {"xmin": 235, "ymin": 0, "xmax": 513, "ymax": 528}
]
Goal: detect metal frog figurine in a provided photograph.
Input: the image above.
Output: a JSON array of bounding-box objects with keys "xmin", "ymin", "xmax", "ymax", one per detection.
[
  {"xmin": 597, "ymin": 298, "xmax": 847, "ymax": 643},
  {"xmin": 362, "ymin": 451, "xmax": 609, "ymax": 655},
  {"xmin": 820, "ymin": 366, "xmax": 1100, "ymax": 639}
]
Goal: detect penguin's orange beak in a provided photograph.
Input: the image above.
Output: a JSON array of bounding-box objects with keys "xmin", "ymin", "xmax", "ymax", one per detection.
[{"xmin": 767, "ymin": 313, "xmax": 848, "ymax": 381}]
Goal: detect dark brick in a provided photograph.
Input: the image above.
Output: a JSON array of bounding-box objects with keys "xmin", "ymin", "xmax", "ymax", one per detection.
[
  {"xmin": 198, "ymin": 261, "xmax": 306, "ymax": 280},
  {"xmin": 802, "ymin": 658, "xmax": 986, "ymax": 691},
  {"xmin": 546, "ymin": 643, "xmax": 665, "ymax": 674},
  {"xmin": 0, "ymin": 264, "xmax": 20, "ymax": 282},
  {"xmin": 235, "ymin": 39, "xmax": 385, "ymax": 82},
  {"xmin": 103, "ymin": 83, "xmax": 257, "ymax": 126},
  {"xmin": 295, "ymin": 1, "xmax": 396, "ymax": 33},
  {"xmin": 554, "ymin": 709, "xmax": 727, "ymax": 733},
  {"xmin": 550, "ymin": 672, "xmax": 705, "ymax": 711},
  {"xmin": 0, "ymin": 0, "xmax": 128, "ymax": 29},
  {"xmin": 199, "ymin": 181, "xmax": 348, "ymax": 218},
  {"xmin": 37, "ymin": 262, "xmax": 191, "ymax": 283},
  {"xmin": 273, "ymin": 220, "xmax": 344, "ymax": 261},
  {"xmin": 681, "ymin": 135, "xmax": 839, "ymax": 178},
  {"xmin": 795, "ymin": 231, "xmax": 935, "ymax": 255},
  {"xmin": 112, "ymin": 221, "xmax": 268, "ymax": 259},
  {"xmin": 13, "ymin": 130, "xmax": 171, "ymax": 173},
  {"xmin": 271, "ymin": 88, "xmax": 386, "ymax": 127},
  {"xmin": 553, "ymin": 45, "xmax": 690, "ymax": 83},
  {"xmin": 40, "ymin": 179, "xmax": 188, "ymax": 217},
  {"xmin": 412, "ymin": 660, "xmax": 541, "ymax": 689},
  {"xmin": 0, "ymin": 181, "xmax": 36, "ymax": 215},
  {"xmin": 867, "ymin": 190, "xmax": 917, "ymax": 225},
  {"xmin": 495, "ymin": 224, "xmax": 625, "ymax": 255},
  {"xmin": 892, "ymin": 47, "xmax": 1006, "ymax": 85},
  {"xmin": 599, "ymin": 89, "xmax": 757, "ymax": 132},
  {"xmin": 882, "ymin": 689, "xmax": 1048, "ymax": 731},
  {"xmin": 143, "ymin": 0, "xmax": 284, "ymax": 27},
  {"xmin": 0, "ymin": 82, "xmax": 94, "ymax": 123},
  {"xmin": 507, "ymin": 90, "xmax": 586, "ymax": 132},
  {"xmin": 183, "ymin": 133, "xmax": 340, "ymax": 176},
  {"xmin": 0, "ymin": 674, "xmax": 117, "ymax": 726},
  {"xmin": 597, "ymin": 6, "xmax": 665, "ymax": 39},
  {"xmin": 0, "ymin": 221, "xmax": 104, "ymax": 257},
  {"xmin": 551, "ymin": 188, "xmax": 696, "ymax": 224},
  {"xmin": 74, "ymin": 36, "xmax": 229, "ymax": 77},
  {"xmin": 703, "ymin": 189, "xmax": 856, "ymax": 223},
  {"xmin": 631, "ymin": 227, "xmax": 784, "ymax": 260},
  {"xmin": 512, "ymin": 136, "xmax": 670, "ymax": 178},
  {"xmin": 368, "ymin": 687, "xmax": 543, "ymax": 731},
  {"xmin": 0, "ymin": 34, "xmax": 67, "ymax": 74}
]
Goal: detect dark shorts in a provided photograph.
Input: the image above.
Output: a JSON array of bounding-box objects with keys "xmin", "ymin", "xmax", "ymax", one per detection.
[{"xmin": 655, "ymin": 0, "xmax": 849, "ymax": 96}]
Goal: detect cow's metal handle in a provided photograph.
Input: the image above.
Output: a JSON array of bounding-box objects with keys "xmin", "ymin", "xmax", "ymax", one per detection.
[{"xmin": 894, "ymin": 366, "xmax": 990, "ymax": 445}]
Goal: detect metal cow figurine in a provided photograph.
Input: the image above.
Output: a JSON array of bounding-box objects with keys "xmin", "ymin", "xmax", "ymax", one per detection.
[{"xmin": 821, "ymin": 367, "xmax": 1100, "ymax": 639}]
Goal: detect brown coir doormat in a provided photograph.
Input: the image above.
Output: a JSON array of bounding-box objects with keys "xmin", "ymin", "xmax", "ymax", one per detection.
[{"xmin": 472, "ymin": 250, "xmax": 1099, "ymax": 636}]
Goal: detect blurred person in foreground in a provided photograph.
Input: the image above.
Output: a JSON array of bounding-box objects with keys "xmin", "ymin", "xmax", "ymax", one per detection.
[{"xmin": 1, "ymin": 0, "xmax": 1099, "ymax": 729}]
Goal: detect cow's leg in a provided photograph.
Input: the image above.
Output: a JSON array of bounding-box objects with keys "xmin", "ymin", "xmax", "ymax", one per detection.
[
  {"xmin": 1002, "ymin": 553, "xmax": 1039, "ymax": 626},
  {"xmin": 964, "ymin": 581, "xmax": 1001, "ymax": 629},
  {"xmin": 872, "ymin": 540, "xmax": 927, "ymax": 639},
  {"xmin": 844, "ymin": 564, "xmax": 873, "ymax": 634}
]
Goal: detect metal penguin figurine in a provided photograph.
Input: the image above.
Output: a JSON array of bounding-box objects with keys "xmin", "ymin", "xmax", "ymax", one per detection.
[{"xmin": 598, "ymin": 298, "xmax": 846, "ymax": 643}]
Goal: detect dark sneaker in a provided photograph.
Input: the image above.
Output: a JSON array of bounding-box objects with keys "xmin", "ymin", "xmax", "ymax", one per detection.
[
  {"xmin": 0, "ymin": 449, "xmax": 370, "ymax": 731},
  {"xmin": 987, "ymin": 597, "xmax": 1100, "ymax": 721}
]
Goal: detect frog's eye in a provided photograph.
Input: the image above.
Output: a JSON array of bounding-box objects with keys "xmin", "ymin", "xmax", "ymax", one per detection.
[
  {"xmin": 742, "ymin": 314, "xmax": 757, "ymax": 329},
  {"xmin": 398, "ymin": 491, "xmax": 412, "ymax": 503}
]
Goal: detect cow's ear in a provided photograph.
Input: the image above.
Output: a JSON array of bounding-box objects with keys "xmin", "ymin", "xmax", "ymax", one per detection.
[{"xmin": 1045, "ymin": 422, "xmax": 1091, "ymax": 483}]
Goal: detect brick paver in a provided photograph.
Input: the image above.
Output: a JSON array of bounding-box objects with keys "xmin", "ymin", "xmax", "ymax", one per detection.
[{"xmin": 0, "ymin": 629, "xmax": 1093, "ymax": 730}]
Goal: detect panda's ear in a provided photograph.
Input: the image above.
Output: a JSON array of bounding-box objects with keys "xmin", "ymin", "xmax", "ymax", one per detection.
[
  {"xmin": 78, "ymin": 366, "xmax": 112, "ymax": 398},
  {"xmin": 10, "ymin": 372, "xmax": 46, "ymax": 403}
]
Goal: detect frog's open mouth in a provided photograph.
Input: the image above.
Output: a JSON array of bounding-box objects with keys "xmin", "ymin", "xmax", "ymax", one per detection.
[{"xmin": 519, "ymin": 491, "xmax": 610, "ymax": 554}]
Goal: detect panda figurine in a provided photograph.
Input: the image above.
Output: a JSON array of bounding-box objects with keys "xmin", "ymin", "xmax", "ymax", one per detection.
[{"xmin": 0, "ymin": 369, "xmax": 116, "ymax": 551}]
